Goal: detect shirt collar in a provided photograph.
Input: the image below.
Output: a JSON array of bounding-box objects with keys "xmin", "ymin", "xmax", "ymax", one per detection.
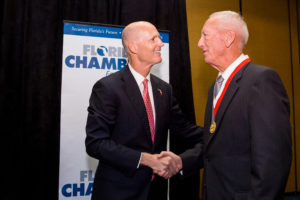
[
  {"xmin": 219, "ymin": 54, "xmax": 249, "ymax": 80},
  {"xmin": 128, "ymin": 63, "xmax": 151, "ymax": 86}
]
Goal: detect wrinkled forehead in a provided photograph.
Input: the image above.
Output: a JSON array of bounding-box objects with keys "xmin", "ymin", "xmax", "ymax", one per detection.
[{"xmin": 202, "ymin": 18, "xmax": 223, "ymax": 34}]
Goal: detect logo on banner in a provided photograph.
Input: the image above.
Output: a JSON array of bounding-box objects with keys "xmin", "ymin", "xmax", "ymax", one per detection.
[
  {"xmin": 65, "ymin": 44, "xmax": 128, "ymax": 72},
  {"xmin": 97, "ymin": 46, "xmax": 108, "ymax": 56},
  {"xmin": 61, "ymin": 170, "xmax": 94, "ymax": 198}
]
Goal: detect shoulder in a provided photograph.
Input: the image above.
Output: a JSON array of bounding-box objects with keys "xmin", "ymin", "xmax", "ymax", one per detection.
[
  {"xmin": 93, "ymin": 67, "xmax": 127, "ymax": 88},
  {"xmin": 89, "ymin": 70, "xmax": 126, "ymax": 103},
  {"xmin": 245, "ymin": 62, "xmax": 275, "ymax": 74},
  {"xmin": 150, "ymin": 73, "xmax": 171, "ymax": 88},
  {"xmin": 243, "ymin": 62, "xmax": 281, "ymax": 83},
  {"xmin": 242, "ymin": 62, "xmax": 287, "ymax": 97}
]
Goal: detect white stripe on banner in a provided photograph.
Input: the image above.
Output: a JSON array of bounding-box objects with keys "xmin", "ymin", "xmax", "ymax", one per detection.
[{"xmin": 59, "ymin": 22, "xmax": 169, "ymax": 200}]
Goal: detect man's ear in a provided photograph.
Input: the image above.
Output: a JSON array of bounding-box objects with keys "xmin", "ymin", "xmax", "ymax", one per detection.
[
  {"xmin": 224, "ymin": 30, "xmax": 235, "ymax": 48},
  {"xmin": 127, "ymin": 41, "xmax": 137, "ymax": 54}
]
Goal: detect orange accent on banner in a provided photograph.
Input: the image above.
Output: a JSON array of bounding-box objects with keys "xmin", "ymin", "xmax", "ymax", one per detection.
[{"xmin": 214, "ymin": 58, "xmax": 251, "ymax": 116}]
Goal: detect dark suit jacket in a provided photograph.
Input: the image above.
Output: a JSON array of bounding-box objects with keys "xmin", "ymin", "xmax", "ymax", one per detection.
[
  {"xmin": 85, "ymin": 66, "xmax": 202, "ymax": 200},
  {"xmin": 183, "ymin": 62, "xmax": 292, "ymax": 200}
]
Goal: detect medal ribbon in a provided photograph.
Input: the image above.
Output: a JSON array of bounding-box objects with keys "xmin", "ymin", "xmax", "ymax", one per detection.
[{"xmin": 213, "ymin": 58, "xmax": 251, "ymax": 117}]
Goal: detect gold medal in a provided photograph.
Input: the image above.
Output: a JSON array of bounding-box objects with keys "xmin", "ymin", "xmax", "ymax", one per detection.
[{"xmin": 210, "ymin": 121, "xmax": 216, "ymax": 134}]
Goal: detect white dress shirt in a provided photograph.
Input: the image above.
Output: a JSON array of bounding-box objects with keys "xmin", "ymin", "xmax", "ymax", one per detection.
[
  {"xmin": 128, "ymin": 64, "xmax": 156, "ymax": 168},
  {"xmin": 213, "ymin": 54, "xmax": 249, "ymax": 108},
  {"xmin": 128, "ymin": 64, "xmax": 156, "ymax": 125}
]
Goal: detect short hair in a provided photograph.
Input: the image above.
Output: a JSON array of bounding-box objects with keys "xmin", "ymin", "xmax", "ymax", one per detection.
[{"xmin": 209, "ymin": 11, "xmax": 249, "ymax": 49}]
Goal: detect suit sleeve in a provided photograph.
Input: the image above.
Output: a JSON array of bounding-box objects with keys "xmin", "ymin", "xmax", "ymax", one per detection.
[
  {"xmin": 168, "ymin": 88, "xmax": 204, "ymax": 177},
  {"xmin": 85, "ymin": 80, "xmax": 141, "ymax": 176},
  {"xmin": 248, "ymin": 69, "xmax": 292, "ymax": 199}
]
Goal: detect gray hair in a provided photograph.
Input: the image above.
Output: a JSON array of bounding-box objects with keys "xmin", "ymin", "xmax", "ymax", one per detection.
[{"xmin": 209, "ymin": 11, "xmax": 249, "ymax": 49}]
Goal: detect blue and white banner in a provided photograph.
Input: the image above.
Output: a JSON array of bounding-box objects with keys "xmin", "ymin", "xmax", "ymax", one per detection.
[{"xmin": 59, "ymin": 22, "xmax": 169, "ymax": 200}]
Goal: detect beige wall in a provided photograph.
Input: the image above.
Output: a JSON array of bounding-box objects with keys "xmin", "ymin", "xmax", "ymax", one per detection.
[{"xmin": 186, "ymin": 0, "xmax": 300, "ymax": 194}]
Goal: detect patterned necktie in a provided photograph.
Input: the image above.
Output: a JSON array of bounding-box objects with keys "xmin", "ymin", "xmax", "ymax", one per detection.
[
  {"xmin": 142, "ymin": 79, "xmax": 155, "ymax": 143},
  {"xmin": 213, "ymin": 75, "xmax": 224, "ymax": 98}
]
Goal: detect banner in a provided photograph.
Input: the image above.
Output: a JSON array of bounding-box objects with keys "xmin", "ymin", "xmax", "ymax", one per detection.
[{"xmin": 59, "ymin": 21, "xmax": 169, "ymax": 200}]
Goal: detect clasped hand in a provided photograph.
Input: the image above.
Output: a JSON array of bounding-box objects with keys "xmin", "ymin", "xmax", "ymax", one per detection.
[{"xmin": 151, "ymin": 151, "xmax": 182, "ymax": 179}]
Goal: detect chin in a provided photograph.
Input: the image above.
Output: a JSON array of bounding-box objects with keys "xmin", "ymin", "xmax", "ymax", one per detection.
[
  {"xmin": 152, "ymin": 59, "xmax": 162, "ymax": 65},
  {"xmin": 204, "ymin": 58, "xmax": 212, "ymax": 64}
]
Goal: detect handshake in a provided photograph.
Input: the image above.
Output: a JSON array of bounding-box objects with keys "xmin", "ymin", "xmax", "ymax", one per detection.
[{"xmin": 141, "ymin": 151, "xmax": 182, "ymax": 179}]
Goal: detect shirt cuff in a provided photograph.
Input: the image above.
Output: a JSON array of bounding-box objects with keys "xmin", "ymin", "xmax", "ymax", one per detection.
[{"xmin": 137, "ymin": 153, "xmax": 142, "ymax": 168}]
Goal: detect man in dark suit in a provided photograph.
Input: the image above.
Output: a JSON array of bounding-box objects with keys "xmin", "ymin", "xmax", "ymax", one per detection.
[
  {"xmin": 85, "ymin": 21, "xmax": 202, "ymax": 200},
  {"xmin": 195, "ymin": 10, "xmax": 292, "ymax": 200},
  {"xmin": 162, "ymin": 10, "xmax": 292, "ymax": 199}
]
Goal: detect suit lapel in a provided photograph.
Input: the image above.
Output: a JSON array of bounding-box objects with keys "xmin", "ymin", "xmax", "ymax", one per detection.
[
  {"xmin": 204, "ymin": 86, "xmax": 214, "ymax": 147},
  {"xmin": 214, "ymin": 79, "xmax": 239, "ymax": 127},
  {"xmin": 206, "ymin": 64, "xmax": 249, "ymax": 147},
  {"xmin": 121, "ymin": 67, "xmax": 153, "ymax": 143}
]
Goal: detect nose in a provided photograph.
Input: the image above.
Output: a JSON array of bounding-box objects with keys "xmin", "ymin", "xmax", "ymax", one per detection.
[
  {"xmin": 198, "ymin": 36, "xmax": 204, "ymax": 49},
  {"xmin": 158, "ymin": 38, "xmax": 164, "ymax": 47}
]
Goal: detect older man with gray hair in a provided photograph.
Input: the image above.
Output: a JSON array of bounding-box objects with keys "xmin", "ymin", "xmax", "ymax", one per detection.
[
  {"xmin": 195, "ymin": 10, "xmax": 291, "ymax": 200},
  {"xmin": 162, "ymin": 10, "xmax": 292, "ymax": 200}
]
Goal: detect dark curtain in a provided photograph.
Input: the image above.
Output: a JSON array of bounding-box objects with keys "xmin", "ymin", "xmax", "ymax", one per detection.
[{"xmin": 0, "ymin": 0, "xmax": 199, "ymax": 200}]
